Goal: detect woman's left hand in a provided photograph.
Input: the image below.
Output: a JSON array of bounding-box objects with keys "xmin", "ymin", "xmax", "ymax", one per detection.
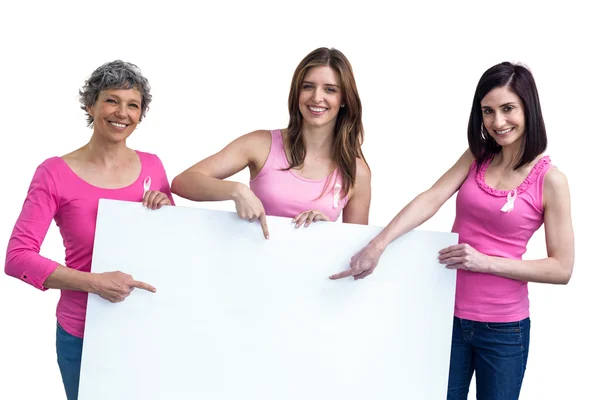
[
  {"xmin": 438, "ymin": 243, "xmax": 491, "ymax": 273},
  {"xmin": 292, "ymin": 210, "xmax": 330, "ymax": 228},
  {"xmin": 142, "ymin": 190, "xmax": 172, "ymax": 210}
]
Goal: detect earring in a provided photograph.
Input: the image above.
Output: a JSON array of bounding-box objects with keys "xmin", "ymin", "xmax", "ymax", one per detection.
[
  {"xmin": 341, "ymin": 104, "xmax": 345, "ymax": 108},
  {"xmin": 481, "ymin": 124, "xmax": 489, "ymax": 138}
]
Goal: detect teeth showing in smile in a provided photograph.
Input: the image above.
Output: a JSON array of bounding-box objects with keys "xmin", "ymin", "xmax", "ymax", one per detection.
[
  {"xmin": 495, "ymin": 128, "xmax": 513, "ymax": 135},
  {"xmin": 110, "ymin": 122, "xmax": 127, "ymax": 128},
  {"xmin": 309, "ymin": 106, "xmax": 326, "ymax": 112}
]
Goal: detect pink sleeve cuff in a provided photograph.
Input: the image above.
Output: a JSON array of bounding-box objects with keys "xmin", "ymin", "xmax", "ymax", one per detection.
[
  {"xmin": 6, "ymin": 251, "xmax": 60, "ymax": 291},
  {"xmin": 5, "ymin": 162, "xmax": 60, "ymax": 291}
]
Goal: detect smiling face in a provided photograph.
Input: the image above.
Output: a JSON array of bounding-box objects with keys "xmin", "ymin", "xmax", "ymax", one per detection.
[
  {"xmin": 87, "ymin": 88, "xmax": 142, "ymax": 143},
  {"xmin": 481, "ymin": 85, "xmax": 526, "ymax": 148},
  {"xmin": 298, "ymin": 65, "xmax": 343, "ymax": 131}
]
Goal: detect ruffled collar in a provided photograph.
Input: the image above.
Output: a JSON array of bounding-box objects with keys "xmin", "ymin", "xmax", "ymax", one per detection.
[{"xmin": 476, "ymin": 155, "xmax": 551, "ymax": 197}]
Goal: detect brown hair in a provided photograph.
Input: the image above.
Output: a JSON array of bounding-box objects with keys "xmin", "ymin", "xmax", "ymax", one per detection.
[{"xmin": 285, "ymin": 47, "xmax": 368, "ymax": 197}]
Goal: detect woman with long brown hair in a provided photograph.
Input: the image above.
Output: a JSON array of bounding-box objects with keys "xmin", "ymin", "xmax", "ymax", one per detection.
[{"xmin": 172, "ymin": 47, "xmax": 371, "ymax": 234}]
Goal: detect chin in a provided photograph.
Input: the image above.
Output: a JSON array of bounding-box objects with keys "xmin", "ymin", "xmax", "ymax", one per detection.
[{"xmin": 495, "ymin": 136, "xmax": 524, "ymax": 148}]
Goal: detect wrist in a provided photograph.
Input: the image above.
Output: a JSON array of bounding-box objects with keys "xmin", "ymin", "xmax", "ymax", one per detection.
[
  {"xmin": 229, "ymin": 182, "xmax": 247, "ymax": 201},
  {"xmin": 86, "ymin": 273, "xmax": 100, "ymax": 294},
  {"xmin": 370, "ymin": 236, "xmax": 388, "ymax": 253},
  {"xmin": 485, "ymin": 255, "xmax": 498, "ymax": 274}
]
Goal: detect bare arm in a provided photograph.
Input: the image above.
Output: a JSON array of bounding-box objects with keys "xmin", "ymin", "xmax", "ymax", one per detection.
[
  {"xmin": 43, "ymin": 264, "xmax": 95, "ymax": 291},
  {"xmin": 44, "ymin": 264, "xmax": 156, "ymax": 302},
  {"xmin": 370, "ymin": 149, "xmax": 474, "ymax": 251},
  {"xmin": 342, "ymin": 158, "xmax": 372, "ymax": 225},
  {"xmin": 330, "ymin": 149, "xmax": 474, "ymax": 280},
  {"xmin": 487, "ymin": 168, "xmax": 574, "ymax": 284},
  {"xmin": 171, "ymin": 130, "xmax": 271, "ymax": 202},
  {"xmin": 171, "ymin": 130, "xmax": 272, "ymax": 238}
]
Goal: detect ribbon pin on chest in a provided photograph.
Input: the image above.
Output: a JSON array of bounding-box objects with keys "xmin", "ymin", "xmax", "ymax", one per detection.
[
  {"xmin": 332, "ymin": 183, "xmax": 342, "ymax": 209},
  {"xmin": 143, "ymin": 176, "xmax": 152, "ymax": 198},
  {"xmin": 500, "ymin": 189, "xmax": 517, "ymax": 213}
]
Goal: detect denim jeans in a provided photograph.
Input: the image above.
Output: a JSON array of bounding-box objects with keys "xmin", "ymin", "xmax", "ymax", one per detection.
[
  {"xmin": 56, "ymin": 323, "xmax": 83, "ymax": 400},
  {"xmin": 447, "ymin": 316, "xmax": 530, "ymax": 400}
]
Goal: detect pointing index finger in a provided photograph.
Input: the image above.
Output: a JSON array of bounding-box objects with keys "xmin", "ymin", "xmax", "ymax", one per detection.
[
  {"xmin": 259, "ymin": 214, "xmax": 270, "ymax": 240},
  {"xmin": 329, "ymin": 269, "xmax": 354, "ymax": 280},
  {"xmin": 130, "ymin": 280, "xmax": 156, "ymax": 293}
]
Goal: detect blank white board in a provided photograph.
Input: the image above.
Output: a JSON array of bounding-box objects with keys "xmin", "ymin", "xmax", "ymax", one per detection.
[{"xmin": 80, "ymin": 199, "xmax": 458, "ymax": 399}]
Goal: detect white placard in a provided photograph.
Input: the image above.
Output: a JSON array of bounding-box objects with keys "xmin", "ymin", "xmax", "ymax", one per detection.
[{"xmin": 79, "ymin": 199, "xmax": 457, "ymax": 399}]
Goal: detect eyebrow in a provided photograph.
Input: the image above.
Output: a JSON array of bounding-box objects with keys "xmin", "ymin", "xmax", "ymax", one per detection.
[
  {"xmin": 302, "ymin": 80, "xmax": 340, "ymax": 88},
  {"xmin": 105, "ymin": 93, "xmax": 141, "ymax": 104},
  {"xmin": 481, "ymin": 102, "xmax": 517, "ymax": 109}
]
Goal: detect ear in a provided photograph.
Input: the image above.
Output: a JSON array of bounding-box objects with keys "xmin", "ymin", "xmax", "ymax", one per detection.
[{"xmin": 86, "ymin": 104, "xmax": 95, "ymax": 119}]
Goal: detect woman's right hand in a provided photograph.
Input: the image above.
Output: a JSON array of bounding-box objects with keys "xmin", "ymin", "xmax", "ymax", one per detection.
[
  {"xmin": 233, "ymin": 184, "xmax": 270, "ymax": 239},
  {"xmin": 329, "ymin": 241, "xmax": 385, "ymax": 280},
  {"xmin": 90, "ymin": 271, "xmax": 156, "ymax": 303}
]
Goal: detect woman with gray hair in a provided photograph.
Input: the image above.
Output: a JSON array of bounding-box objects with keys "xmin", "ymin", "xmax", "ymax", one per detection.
[{"xmin": 5, "ymin": 60, "xmax": 174, "ymax": 400}]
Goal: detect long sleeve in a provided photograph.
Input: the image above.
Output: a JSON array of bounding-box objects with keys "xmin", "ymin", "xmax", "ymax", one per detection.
[{"xmin": 5, "ymin": 164, "xmax": 61, "ymax": 290}]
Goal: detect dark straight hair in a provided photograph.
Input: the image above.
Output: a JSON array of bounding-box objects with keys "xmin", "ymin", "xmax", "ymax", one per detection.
[{"xmin": 467, "ymin": 62, "xmax": 547, "ymax": 170}]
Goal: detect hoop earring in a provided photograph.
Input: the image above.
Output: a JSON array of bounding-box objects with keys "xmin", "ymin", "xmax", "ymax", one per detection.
[{"xmin": 481, "ymin": 124, "xmax": 490, "ymax": 139}]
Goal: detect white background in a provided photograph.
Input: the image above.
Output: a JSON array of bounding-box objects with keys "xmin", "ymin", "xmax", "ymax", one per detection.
[{"xmin": 0, "ymin": 1, "xmax": 597, "ymax": 399}]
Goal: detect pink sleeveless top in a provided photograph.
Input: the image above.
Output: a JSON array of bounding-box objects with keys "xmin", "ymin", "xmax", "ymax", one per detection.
[
  {"xmin": 249, "ymin": 130, "xmax": 348, "ymax": 221},
  {"xmin": 452, "ymin": 155, "xmax": 552, "ymax": 322}
]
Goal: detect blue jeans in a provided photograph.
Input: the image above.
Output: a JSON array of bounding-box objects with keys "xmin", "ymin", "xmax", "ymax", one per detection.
[
  {"xmin": 56, "ymin": 323, "xmax": 83, "ymax": 400},
  {"xmin": 447, "ymin": 316, "xmax": 530, "ymax": 400}
]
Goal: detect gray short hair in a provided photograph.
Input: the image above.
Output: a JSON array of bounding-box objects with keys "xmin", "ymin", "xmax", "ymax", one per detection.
[{"xmin": 79, "ymin": 60, "xmax": 152, "ymax": 127}]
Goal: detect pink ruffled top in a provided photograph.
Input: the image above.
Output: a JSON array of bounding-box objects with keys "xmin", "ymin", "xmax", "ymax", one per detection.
[{"xmin": 451, "ymin": 155, "xmax": 553, "ymax": 322}]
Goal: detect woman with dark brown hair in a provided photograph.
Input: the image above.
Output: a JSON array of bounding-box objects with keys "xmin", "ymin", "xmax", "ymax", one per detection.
[
  {"xmin": 330, "ymin": 62, "xmax": 574, "ymax": 399},
  {"xmin": 172, "ymin": 47, "xmax": 371, "ymax": 235}
]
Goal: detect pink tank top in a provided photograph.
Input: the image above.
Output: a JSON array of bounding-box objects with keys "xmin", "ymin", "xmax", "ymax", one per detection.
[
  {"xmin": 452, "ymin": 155, "xmax": 552, "ymax": 322},
  {"xmin": 249, "ymin": 130, "xmax": 348, "ymax": 221}
]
